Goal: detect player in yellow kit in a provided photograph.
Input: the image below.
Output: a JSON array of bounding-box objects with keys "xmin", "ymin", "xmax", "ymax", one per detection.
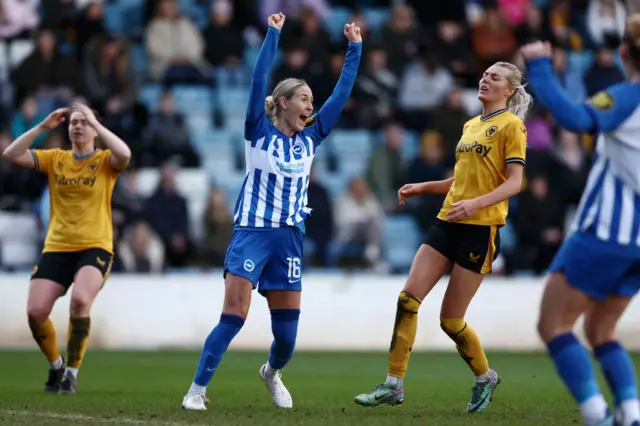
[
  {"xmin": 2, "ymin": 103, "xmax": 131, "ymax": 395},
  {"xmin": 355, "ymin": 62, "xmax": 531, "ymax": 413}
]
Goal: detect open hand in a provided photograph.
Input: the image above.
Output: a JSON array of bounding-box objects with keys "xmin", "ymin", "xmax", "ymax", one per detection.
[
  {"xmin": 268, "ymin": 12, "xmax": 286, "ymax": 30},
  {"xmin": 72, "ymin": 103, "xmax": 100, "ymax": 128},
  {"xmin": 344, "ymin": 22, "xmax": 362, "ymax": 43},
  {"xmin": 446, "ymin": 199, "xmax": 481, "ymax": 222},
  {"xmin": 398, "ymin": 183, "xmax": 424, "ymax": 206},
  {"xmin": 39, "ymin": 108, "xmax": 70, "ymax": 131}
]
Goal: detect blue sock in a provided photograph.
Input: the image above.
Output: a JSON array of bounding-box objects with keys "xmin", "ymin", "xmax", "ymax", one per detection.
[
  {"xmin": 594, "ymin": 341, "xmax": 638, "ymax": 405},
  {"xmin": 268, "ymin": 309, "xmax": 300, "ymax": 370},
  {"xmin": 193, "ymin": 314, "xmax": 244, "ymax": 386},
  {"xmin": 547, "ymin": 333, "xmax": 602, "ymax": 404}
]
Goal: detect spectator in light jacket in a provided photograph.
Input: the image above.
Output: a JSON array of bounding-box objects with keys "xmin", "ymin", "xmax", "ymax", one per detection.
[{"xmin": 146, "ymin": 0, "xmax": 208, "ymax": 82}]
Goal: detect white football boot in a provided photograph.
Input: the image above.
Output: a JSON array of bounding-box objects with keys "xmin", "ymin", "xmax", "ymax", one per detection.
[{"xmin": 259, "ymin": 363, "xmax": 293, "ymax": 408}]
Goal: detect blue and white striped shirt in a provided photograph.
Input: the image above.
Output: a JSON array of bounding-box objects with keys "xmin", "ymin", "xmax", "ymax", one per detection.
[
  {"xmin": 527, "ymin": 58, "xmax": 640, "ymax": 255},
  {"xmin": 233, "ymin": 27, "xmax": 362, "ymax": 232}
]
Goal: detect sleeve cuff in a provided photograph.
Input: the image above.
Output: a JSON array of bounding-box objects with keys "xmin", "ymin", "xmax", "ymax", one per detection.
[
  {"xmin": 30, "ymin": 150, "xmax": 39, "ymax": 172},
  {"xmin": 506, "ymin": 157, "xmax": 525, "ymax": 165}
]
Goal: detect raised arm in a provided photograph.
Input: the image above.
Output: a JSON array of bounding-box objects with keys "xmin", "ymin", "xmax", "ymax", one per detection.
[
  {"xmin": 245, "ymin": 13, "xmax": 285, "ymax": 135},
  {"xmin": 524, "ymin": 42, "xmax": 640, "ymax": 135},
  {"xmin": 2, "ymin": 108, "xmax": 68, "ymax": 169},
  {"xmin": 309, "ymin": 23, "xmax": 363, "ymax": 141},
  {"xmin": 525, "ymin": 56, "xmax": 596, "ymax": 133},
  {"xmin": 74, "ymin": 104, "xmax": 131, "ymax": 172}
]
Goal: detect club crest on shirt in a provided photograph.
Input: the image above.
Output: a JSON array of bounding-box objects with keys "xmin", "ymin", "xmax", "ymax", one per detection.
[
  {"xmin": 269, "ymin": 138, "xmax": 307, "ymax": 176},
  {"xmin": 485, "ymin": 125, "xmax": 498, "ymax": 138},
  {"xmin": 56, "ymin": 161, "xmax": 64, "ymax": 172},
  {"xmin": 87, "ymin": 162, "xmax": 98, "ymax": 173},
  {"xmin": 291, "ymin": 142, "xmax": 305, "ymax": 156},
  {"xmin": 588, "ymin": 91, "xmax": 614, "ymax": 111}
]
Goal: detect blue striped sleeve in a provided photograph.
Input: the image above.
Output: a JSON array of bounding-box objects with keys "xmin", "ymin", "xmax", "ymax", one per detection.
[
  {"xmin": 308, "ymin": 42, "xmax": 362, "ymax": 143},
  {"xmin": 525, "ymin": 57, "xmax": 596, "ymax": 133},
  {"xmin": 245, "ymin": 27, "xmax": 281, "ymax": 140}
]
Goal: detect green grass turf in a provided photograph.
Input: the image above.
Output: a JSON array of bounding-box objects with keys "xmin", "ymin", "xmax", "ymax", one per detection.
[{"xmin": 0, "ymin": 349, "xmax": 630, "ymax": 425}]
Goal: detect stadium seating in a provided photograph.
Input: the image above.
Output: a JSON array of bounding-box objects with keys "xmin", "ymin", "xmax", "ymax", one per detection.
[
  {"xmin": 3, "ymin": 0, "xmax": 609, "ymax": 273},
  {"xmin": 383, "ymin": 215, "xmax": 421, "ymax": 272},
  {"xmin": 0, "ymin": 212, "xmax": 40, "ymax": 269}
]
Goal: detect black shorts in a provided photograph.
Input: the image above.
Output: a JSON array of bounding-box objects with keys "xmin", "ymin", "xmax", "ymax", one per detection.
[
  {"xmin": 424, "ymin": 219, "xmax": 501, "ymax": 275},
  {"xmin": 31, "ymin": 248, "xmax": 114, "ymax": 291}
]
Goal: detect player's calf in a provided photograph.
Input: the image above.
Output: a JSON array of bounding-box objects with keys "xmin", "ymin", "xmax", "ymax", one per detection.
[
  {"xmin": 258, "ymin": 309, "xmax": 300, "ymax": 409},
  {"xmin": 592, "ymin": 341, "xmax": 640, "ymax": 426}
]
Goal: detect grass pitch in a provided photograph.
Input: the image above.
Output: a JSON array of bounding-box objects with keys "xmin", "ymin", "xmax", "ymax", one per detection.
[{"xmin": 0, "ymin": 349, "xmax": 626, "ymax": 425}]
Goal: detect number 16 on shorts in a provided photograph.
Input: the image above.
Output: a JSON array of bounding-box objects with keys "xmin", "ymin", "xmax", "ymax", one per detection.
[{"xmin": 287, "ymin": 257, "xmax": 301, "ymax": 283}]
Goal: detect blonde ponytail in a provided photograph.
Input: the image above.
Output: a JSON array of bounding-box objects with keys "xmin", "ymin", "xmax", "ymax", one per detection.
[
  {"xmin": 494, "ymin": 61, "xmax": 534, "ymax": 121},
  {"xmin": 507, "ymin": 86, "xmax": 534, "ymax": 121},
  {"xmin": 264, "ymin": 96, "xmax": 277, "ymax": 122}
]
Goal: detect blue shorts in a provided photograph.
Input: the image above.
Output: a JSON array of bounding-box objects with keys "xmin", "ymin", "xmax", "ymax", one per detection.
[
  {"xmin": 549, "ymin": 233, "xmax": 640, "ymax": 301},
  {"xmin": 224, "ymin": 227, "xmax": 303, "ymax": 296}
]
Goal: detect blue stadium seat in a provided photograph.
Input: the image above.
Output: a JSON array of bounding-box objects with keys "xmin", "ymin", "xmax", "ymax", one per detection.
[
  {"xmin": 104, "ymin": 3, "xmax": 125, "ymax": 35},
  {"xmin": 213, "ymin": 172, "xmax": 246, "ymax": 214},
  {"xmin": 401, "ymin": 131, "xmax": 419, "ymax": 162},
  {"xmin": 139, "ymin": 84, "xmax": 163, "ymax": 111},
  {"xmin": 243, "ymin": 46, "xmax": 260, "ymax": 69},
  {"xmin": 178, "ymin": 0, "xmax": 208, "ymax": 29},
  {"xmin": 567, "ymin": 51, "xmax": 595, "ymax": 75},
  {"xmin": 202, "ymin": 147, "xmax": 236, "ymax": 174},
  {"xmin": 172, "ymin": 85, "xmax": 213, "ymax": 114},
  {"xmin": 362, "ymin": 8, "xmax": 389, "ymax": 34},
  {"xmin": 186, "ymin": 114, "xmax": 213, "ymax": 147},
  {"xmin": 319, "ymin": 172, "xmax": 352, "ymax": 199},
  {"xmin": 122, "ymin": 2, "xmax": 145, "ymax": 38},
  {"xmin": 329, "ymin": 130, "xmax": 372, "ymax": 154},
  {"xmin": 130, "ymin": 43, "xmax": 147, "ymax": 75},
  {"xmin": 339, "ymin": 153, "xmax": 369, "ymax": 177},
  {"xmin": 217, "ymin": 87, "xmax": 249, "ymax": 111},
  {"xmin": 324, "ymin": 7, "xmax": 351, "ymax": 41},
  {"xmin": 384, "ymin": 215, "xmax": 421, "ymax": 272},
  {"xmin": 210, "ymin": 130, "xmax": 238, "ymax": 145}
]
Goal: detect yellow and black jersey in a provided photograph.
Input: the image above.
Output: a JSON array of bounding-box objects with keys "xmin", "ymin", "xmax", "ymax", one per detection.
[
  {"xmin": 31, "ymin": 148, "xmax": 120, "ymax": 254},
  {"xmin": 437, "ymin": 109, "xmax": 527, "ymax": 226}
]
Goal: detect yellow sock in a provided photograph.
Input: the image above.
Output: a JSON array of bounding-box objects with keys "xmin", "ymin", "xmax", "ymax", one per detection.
[
  {"xmin": 67, "ymin": 317, "xmax": 91, "ymax": 369},
  {"xmin": 388, "ymin": 291, "xmax": 422, "ymax": 379},
  {"xmin": 29, "ymin": 317, "xmax": 60, "ymax": 363},
  {"xmin": 440, "ymin": 318, "xmax": 489, "ymax": 377}
]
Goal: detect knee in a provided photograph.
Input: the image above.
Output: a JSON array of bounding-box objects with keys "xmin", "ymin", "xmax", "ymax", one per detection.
[
  {"xmin": 537, "ymin": 314, "xmax": 566, "ymax": 344},
  {"xmin": 583, "ymin": 318, "xmax": 615, "ymax": 349},
  {"xmin": 69, "ymin": 292, "xmax": 94, "ymax": 317},
  {"xmin": 223, "ymin": 276, "xmax": 252, "ymax": 319},
  {"xmin": 398, "ymin": 291, "xmax": 421, "ymax": 314},
  {"xmin": 440, "ymin": 317, "xmax": 465, "ymax": 338},
  {"xmin": 536, "ymin": 316, "xmax": 549, "ymax": 342},
  {"xmin": 223, "ymin": 293, "xmax": 250, "ymax": 319},
  {"xmin": 27, "ymin": 305, "xmax": 51, "ymax": 328}
]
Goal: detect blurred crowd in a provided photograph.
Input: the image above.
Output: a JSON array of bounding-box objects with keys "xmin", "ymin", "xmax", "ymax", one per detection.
[{"xmin": 0, "ymin": 0, "xmax": 632, "ymax": 275}]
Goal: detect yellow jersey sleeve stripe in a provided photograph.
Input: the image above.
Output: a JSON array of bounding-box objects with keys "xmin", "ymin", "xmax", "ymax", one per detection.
[
  {"xmin": 30, "ymin": 150, "xmax": 39, "ymax": 172},
  {"xmin": 505, "ymin": 157, "xmax": 525, "ymax": 165}
]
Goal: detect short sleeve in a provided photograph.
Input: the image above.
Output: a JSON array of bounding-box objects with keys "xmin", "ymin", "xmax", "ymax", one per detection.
[
  {"xmin": 104, "ymin": 150, "xmax": 124, "ymax": 177},
  {"xmin": 503, "ymin": 120, "xmax": 527, "ymax": 166},
  {"xmin": 30, "ymin": 148, "xmax": 59, "ymax": 174}
]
